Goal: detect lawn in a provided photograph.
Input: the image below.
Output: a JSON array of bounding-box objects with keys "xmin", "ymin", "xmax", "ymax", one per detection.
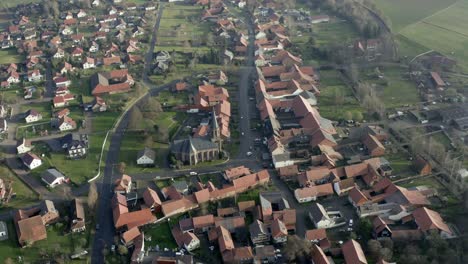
[
  {"xmin": 20, "ymin": 102, "xmax": 52, "ymax": 121},
  {"xmin": 0, "ymin": 219, "xmax": 89, "ymax": 262},
  {"xmin": 429, "ymin": 131, "xmax": 452, "ymax": 149},
  {"xmin": 374, "ymin": 0, "xmax": 458, "ymax": 32},
  {"xmin": 399, "ymin": 176, "xmax": 443, "ymax": 191},
  {"xmin": 119, "ymin": 131, "xmax": 170, "ymax": 174},
  {"xmin": 0, "ymin": 165, "xmax": 38, "ymax": 213},
  {"xmin": 158, "ymin": 91, "xmax": 188, "ymax": 107},
  {"xmin": 386, "ymin": 152, "xmax": 412, "ymax": 175},
  {"xmin": 380, "ymin": 66, "xmax": 420, "ymax": 108},
  {"xmin": 0, "ymin": 49, "xmax": 24, "ymax": 64},
  {"xmin": 143, "ymin": 221, "xmax": 178, "ymax": 250}
]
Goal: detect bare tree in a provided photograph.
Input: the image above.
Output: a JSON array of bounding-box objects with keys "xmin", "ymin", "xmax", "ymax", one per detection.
[{"xmin": 128, "ymin": 107, "xmax": 143, "ymax": 130}]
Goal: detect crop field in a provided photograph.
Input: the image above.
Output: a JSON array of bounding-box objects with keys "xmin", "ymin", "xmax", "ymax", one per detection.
[
  {"xmin": 375, "ymin": 0, "xmax": 468, "ymax": 70},
  {"xmin": 374, "ymin": 0, "xmax": 458, "ymax": 32}
]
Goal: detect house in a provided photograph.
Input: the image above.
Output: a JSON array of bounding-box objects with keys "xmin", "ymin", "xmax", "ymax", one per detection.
[
  {"xmin": 224, "ymin": 166, "xmax": 250, "ymax": 181},
  {"xmin": 83, "ymin": 57, "xmax": 96, "ymax": 69},
  {"xmin": 430, "ymin": 72, "xmax": 446, "ymax": 90},
  {"xmin": 182, "ymin": 232, "xmax": 200, "ymax": 251},
  {"xmin": 22, "ymin": 152, "xmax": 42, "ymax": 170},
  {"xmin": 91, "ymin": 96, "xmax": 107, "ymax": 112},
  {"xmin": 55, "ymin": 108, "xmax": 70, "ymax": 119},
  {"xmin": 91, "ymin": 70, "xmax": 134, "ymax": 95},
  {"xmin": 413, "ymin": 207, "xmax": 453, "ymax": 238},
  {"xmin": 341, "ymin": 239, "xmax": 367, "ymax": 264},
  {"xmin": 412, "ymin": 156, "xmax": 432, "ymax": 176},
  {"xmin": 306, "ymin": 228, "xmax": 330, "ymax": 251},
  {"xmin": 136, "ymin": 147, "xmax": 155, "ymax": 166},
  {"xmin": 60, "ymin": 62, "xmax": 74, "ymax": 75},
  {"xmin": 208, "ymin": 70, "xmax": 229, "ymax": 85},
  {"xmin": 58, "ymin": 116, "xmax": 77, "ymax": 131},
  {"xmin": 89, "ymin": 42, "xmax": 99, "ymax": 52},
  {"xmin": 333, "ymin": 178, "xmax": 356, "ymax": 196},
  {"xmin": 70, "ymin": 199, "xmax": 86, "ymax": 232},
  {"xmin": 0, "ymin": 221, "xmax": 8, "ymax": 241},
  {"xmin": 249, "ymin": 220, "xmax": 270, "ymax": 244},
  {"xmin": 174, "ymin": 81, "xmax": 188, "ymax": 92},
  {"xmin": 54, "ymin": 76, "xmax": 71, "ymax": 87},
  {"xmin": 311, "ymin": 244, "xmax": 331, "ymax": 264},
  {"xmin": 294, "ymin": 184, "xmax": 334, "ymax": 203},
  {"xmin": 41, "ymin": 169, "xmax": 66, "ymax": 188},
  {"xmin": 308, "ymin": 203, "xmax": 334, "ymax": 229},
  {"xmin": 27, "ymin": 69, "xmax": 43, "ymax": 82},
  {"xmin": 142, "ymin": 187, "xmax": 162, "ymax": 212},
  {"xmin": 115, "ymin": 174, "xmax": 132, "ymax": 194},
  {"xmin": 53, "ymin": 48, "xmax": 65, "ymax": 59},
  {"xmin": 24, "ymin": 109, "xmax": 42, "ymax": 124},
  {"xmin": 17, "ymin": 138, "xmax": 32, "ymax": 154},
  {"xmin": 171, "ymin": 137, "xmax": 220, "ymax": 166},
  {"xmin": 311, "ymin": 15, "xmax": 330, "ymax": 24},
  {"xmin": 61, "ymin": 133, "xmax": 88, "ymax": 158},
  {"xmin": 363, "ymin": 134, "xmax": 385, "ymax": 157},
  {"xmin": 7, "ymin": 71, "xmax": 20, "ymax": 84},
  {"xmin": 271, "ymin": 218, "xmax": 288, "ymax": 243},
  {"xmin": 53, "ymin": 94, "xmax": 74, "ymax": 108}
]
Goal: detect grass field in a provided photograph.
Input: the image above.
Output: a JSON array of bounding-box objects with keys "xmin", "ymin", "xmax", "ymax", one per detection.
[
  {"xmin": 379, "ymin": 66, "xmax": 420, "ymax": 108},
  {"xmin": 156, "ymin": 4, "xmax": 211, "ymax": 53},
  {"xmin": 0, "ymin": 49, "xmax": 24, "ymax": 64},
  {"xmin": 375, "ymin": 0, "xmax": 468, "ymax": 70},
  {"xmin": 0, "ymin": 165, "xmax": 38, "ymax": 213},
  {"xmin": 374, "ymin": 0, "xmax": 458, "ymax": 32}
]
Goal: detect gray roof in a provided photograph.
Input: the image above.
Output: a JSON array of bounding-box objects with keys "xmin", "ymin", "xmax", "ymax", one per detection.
[
  {"xmin": 260, "ymin": 192, "xmax": 290, "ymax": 211},
  {"xmin": 309, "ymin": 203, "xmax": 329, "ymax": 222},
  {"xmin": 0, "ymin": 221, "xmax": 7, "ymax": 240},
  {"xmin": 137, "ymin": 147, "xmax": 155, "ymax": 161},
  {"xmin": 249, "ymin": 219, "xmax": 269, "ymax": 237},
  {"xmin": 172, "ymin": 181, "xmax": 188, "ymax": 192},
  {"xmin": 41, "ymin": 169, "xmax": 65, "ymax": 184},
  {"xmin": 171, "ymin": 137, "xmax": 218, "ymax": 155}
]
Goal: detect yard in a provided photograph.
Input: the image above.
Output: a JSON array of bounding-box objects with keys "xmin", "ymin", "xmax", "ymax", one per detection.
[
  {"xmin": 379, "ymin": 66, "xmax": 420, "ymax": 109},
  {"xmin": 0, "ymin": 49, "xmax": 24, "ymax": 64},
  {"xmin": 0, "ymin": 165, "xmax": 38, "ymax": 213},
  {"xmin": 0, "ymin": 219, "xmax": 90, "ymax": 263},
  {"xmin": 156, "ymin": 4, "xmax": 212, "ymax": 53},
  {"xmin": 20, "ymin": 102, "xmax": 53, "ymax": 122},
  {"xmin": 386, "ymin": 152, "xmax": 413, "ymax": 176}
]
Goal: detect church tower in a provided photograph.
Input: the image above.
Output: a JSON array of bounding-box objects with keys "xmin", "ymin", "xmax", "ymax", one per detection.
[{"xmin": 211, "ymin": 108, "xmax": 222, "ymax": 151}]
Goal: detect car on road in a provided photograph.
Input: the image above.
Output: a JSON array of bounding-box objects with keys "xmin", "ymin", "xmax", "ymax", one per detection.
[
  {"xmin": 246, "ymin": 152, "xmax": 253, "ymax": 157},
  {"xmin": 96, "ymin": 224, "xmax": 100, "ymax": 230},
  {"xmin": 241, "ymin": 132, "xmax": 244, "ymax": 136},
  {"xmin": 111, "ymin": 245, "xmax": 115, "ymax": 252},
  {"xmin": 189, "ymin": 171, "xmax": 198, "ymax": 176}
]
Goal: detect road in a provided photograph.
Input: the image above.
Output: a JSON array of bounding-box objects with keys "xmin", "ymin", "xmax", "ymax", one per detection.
[{"xmin": 90, "ymin": 5, "xmax": 165, "ymax": 263}]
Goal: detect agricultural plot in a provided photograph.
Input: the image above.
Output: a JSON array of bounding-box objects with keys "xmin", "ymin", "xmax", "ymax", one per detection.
[
  {"xmin": 155, "ymin": 4, "xmax": 212, "ymax": 53},
  {"xmin": 374, "ymin": 0, "xmax": 458, "ymax": 32}
]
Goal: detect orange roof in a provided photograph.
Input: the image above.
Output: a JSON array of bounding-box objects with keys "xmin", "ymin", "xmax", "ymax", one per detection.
[
  {"xmin": 92, "ymin": 82, "xmax": 131, "ymax": 95},
  {"xmin": 278, "ymin": 165, "xmax": 299, "ymax": 177},
  {"xmin": 224, "ymin": 166, "xmax": 250, "ymax": 180},
  {"xmin": 311, "ymin": 244, "xmax": 331, "ymax": 264},
  {"xmin": 161, "ymin": 197, "xmax": 197, "ymax": 216},
  {"xmin": 194, "ymin": 188, "xmax": 210, "ymax": 203},
  {"xmin": 238, "ymin": 200, "xmax": 255, "ymax": 211},
  {"xmin": 363, "ymin": 134, "xmax": 385, "ymax": 152},
  {"xmin": 342, "ymin": 239, "xmax": 368, "ymax": 264},
  {"xmin": 193, "ymin": 214, "xmax": 215, "ymax": 229},
  {"xmin": 143, "ymin": 187, "xmax": 162, "ymax": 208},
  {"xmin": 217, "ymin": 226, "xmax": 234, "ymax": 252},
  {"xmin": 114, "ymin": 208, "xmax": 156, "ymax": 229},
  {"xmin": 15, "ymin": 215, "xmax": 47, "ymax": 245},
  {"xmin": 306, "ymin": 228, "xmax": 327, "ymax": 241},
  {"xmin": 122, "ymin": 226, "xmax": 141, "ymax": 244},
  {"xmin": 348, "ymin": 187, "xmax": 369, "ymax": 206},
  {"xmin": 114, "ymin": 174, "xmax": 131, "ymax": 192},
  {"xmin": 345, "ymin": 163, "xmax": 369, "ymax": 178},
  {"xmin": 295, "ymin": 184, "xmax": 333, "ymax": 199}
]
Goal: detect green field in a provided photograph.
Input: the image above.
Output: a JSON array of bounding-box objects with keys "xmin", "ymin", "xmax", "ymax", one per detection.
[
  {"xmin": 0, "ymin": 165, "xmax": 38, "ymax": 213},
  {"xmin": 0, "ymin": 49, "xmax": 24, "ymax": 64},
  {"xmin": 380, "ymin": 67, "xmax": 420, "ymax": 108},
  {"xmin": 374, "ymin": 0, "xmax": 458, "ymax": 32}
]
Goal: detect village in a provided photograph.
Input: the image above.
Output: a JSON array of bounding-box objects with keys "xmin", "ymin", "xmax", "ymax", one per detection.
[{"xmin": 0, "ymin": 0, "xmax": 466, "ymax": 264}]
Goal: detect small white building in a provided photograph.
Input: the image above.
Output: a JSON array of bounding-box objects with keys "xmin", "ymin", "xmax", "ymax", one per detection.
[
  {"xmin": 308, "ymin": 203, "xmax": 334, "ymax": 229},
  {"xmin": 22, "ymin": 152, "xmax": 42, "ymax": 170},
  {"xmin": 41, "ymin": 168, "xmax": 66, "ymax": 188},
  {"xmin": 17, "ymin": 138, "xmax": 32, "ymax": 154},
  {"xmin": 182, "ymin": 232, "xmax": 200, "ymax": 252},
  {"xmin": 136, "ymin": 147, "xmax": 155, "ymax": 166},
  {"xmin": 25, "ymin": 110, "xmax": 42, "ymax": 123},
  {"xmin": 0, "ymin": 119, "xmax": 7, "ymax": 133}
]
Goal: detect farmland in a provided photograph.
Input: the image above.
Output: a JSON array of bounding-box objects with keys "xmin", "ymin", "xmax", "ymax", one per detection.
[
  {"xmin": 374, "ymin": 0, "xmax": 458, "ymax": 32},
  {"xmin": 375, "ymin": 0, "xmax": 468, "ymax": 70}
]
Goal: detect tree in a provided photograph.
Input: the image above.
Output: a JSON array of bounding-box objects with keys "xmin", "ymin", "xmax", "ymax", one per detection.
[
  {"xmin": 445, "ymin": 88, "xmax": 457, "ymax": 97},
  {"xmin": 367, "ymin": 239, "xmax": 382, "ymax": 259},
  {"xmin": 88, "ymin": 182, "xmax": 98, "ymax": 213},
  {"xmin": 357, "ymin": 218, "xmax": 373, "ymax": 242},
  {"xmin": 118, "ymin": 162, "xmax": 126, "ymax": 173},
  {"xmin": 157, "ymin": 125, "xmax": 170, "ymax": 143},
  {"xmin": 344, "ymin": 111, "xmax": 353, "ymax": 121},
  {"xmin": 380, "ymin": 237, "xmax": 393, "ymax": 250},
  {"xmin": 353, "ymin": 111, "xmax": 364, "ymax": 122},
  {"xmin": 4, "ymin": 258, "xmax": 14, "ymax": 264},
  {"xmin": 128, "ymin": 107, "xmax": 143, "ymax": 130},
  {"xmin": 348, "ymin": 63, "xmax": 360, "ymax": 84},
  {"xmin": 283, "ymin": 235, "xmax": 312, "ymax": 262},
  {"xmin": 380, "ymin": 247, "xmax": 393, "ymax": 261},
  {"xmin": 141, "ymin": 97, "xmax": 163, "ymax": 119},
  {"xmin": 118, "ymin": 245, "xmax": 128, "ymax": 255}
]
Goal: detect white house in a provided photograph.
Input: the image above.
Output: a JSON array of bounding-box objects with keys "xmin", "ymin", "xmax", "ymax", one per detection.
[
  {"xmin": 92, "ymin": 0, "xmax": 100, "ymax": 6},
  {"xmin": 83, "ymin": 57, "xmax": 96, "ymax": 69},
  {"xmin": 89, "ymin": 42, "xmax": 99, "ymax": 53},
  {"xmin": 77, "ymin": 10, "xmax": 87, "ymax": 18},
  {"xmin": 136, "ymin": 148, "xmax": 155, "ymax": 166},
  {"xmin": 182, "ymin": 232, "xmax": 200, "ymax": 252},
  {"xmin": 25, "ymin": 110, "xmax": 42, "ymax": 123},
  {"xmin": 308, "ymin": 203, "xmax": 334, "ymax": 229},
  {"xmin": 7, "ymin": 72, "xmax": 20, "ymax": 84},
  {"xmin": 22, "ymin": 152, "xmax": 42, "ymax": 170},
  {"xmin": 17, "ymin": 138, "xmax": 32, "ymax": 154},
  {"xmin": 41, "ymin": 168, "xmax": 66, "ymax": 188},
  {"xmin": 27, "ymin": 70, "xmax": 43, "ymax": 82},
  {"xmin": 53, "ymin": 48, "xmax": 65, "ymax": 59},
  {"xmin": 58, "ymin": 116, "xmax": 76, "ymax": 131}
]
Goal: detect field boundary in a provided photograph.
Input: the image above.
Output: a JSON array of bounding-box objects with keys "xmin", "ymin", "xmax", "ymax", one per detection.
[{"xmin": 397, "ymin": 0, "xmax": 463, "ymax": 33}]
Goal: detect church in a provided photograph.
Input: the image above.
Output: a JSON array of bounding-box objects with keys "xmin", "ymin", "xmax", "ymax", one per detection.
[{"xmin": 171, "ymin": 110, "xmax": 223, "ymax": 165}]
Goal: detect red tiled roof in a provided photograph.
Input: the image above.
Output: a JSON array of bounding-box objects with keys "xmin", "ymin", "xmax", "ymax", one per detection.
[
  {"xmin": 413, "ymin": 207, "xmax": 451, "ymax": 235},
  {"xmin": 305, "ymin": 228, "xmax": 327, "ymax": 241},
  {"xmin": 342, "ymin": 239, "xmax": 368, "ymax": 264}
]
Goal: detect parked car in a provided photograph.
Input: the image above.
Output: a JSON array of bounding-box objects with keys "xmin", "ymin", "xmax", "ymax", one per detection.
[{"xmin": 189, "ymin": 171, "xmax": 198, "ymax": 176}]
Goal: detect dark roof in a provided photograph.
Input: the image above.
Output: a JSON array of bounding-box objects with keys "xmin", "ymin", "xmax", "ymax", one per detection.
[
  {"xmin": 137, "ymin": 147, "xmax": 155, "ymax": 160},
  {"xmin": 41, "ymin": 169, "xmax": 65, "ymax": 184},
  {"xmin": 309, "ymin": 203, "xmax": 328, "ymax": 222},
  {"xmin": 171, "ymin": 137, "xmax": 218, "ymax": 154}
]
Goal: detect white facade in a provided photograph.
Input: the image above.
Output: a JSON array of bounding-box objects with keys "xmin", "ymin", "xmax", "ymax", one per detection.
[
  {"xmin": 59, "ymin": 122, "xmax": 75, "ymax": 131},
  {"xmin": 25, "ymin": 114, "xmax": 42, "ymax": 123},
  {"xmin": 137, "ymin": 155, "xmax": 154, "ymax": 165},
  {"xmin": 25, "ymin": 158, "xmax": 42, "ymax": 170},
  {"xmin": 17, "ymin": 143, "xmax": 31, "ymax": 154}
]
